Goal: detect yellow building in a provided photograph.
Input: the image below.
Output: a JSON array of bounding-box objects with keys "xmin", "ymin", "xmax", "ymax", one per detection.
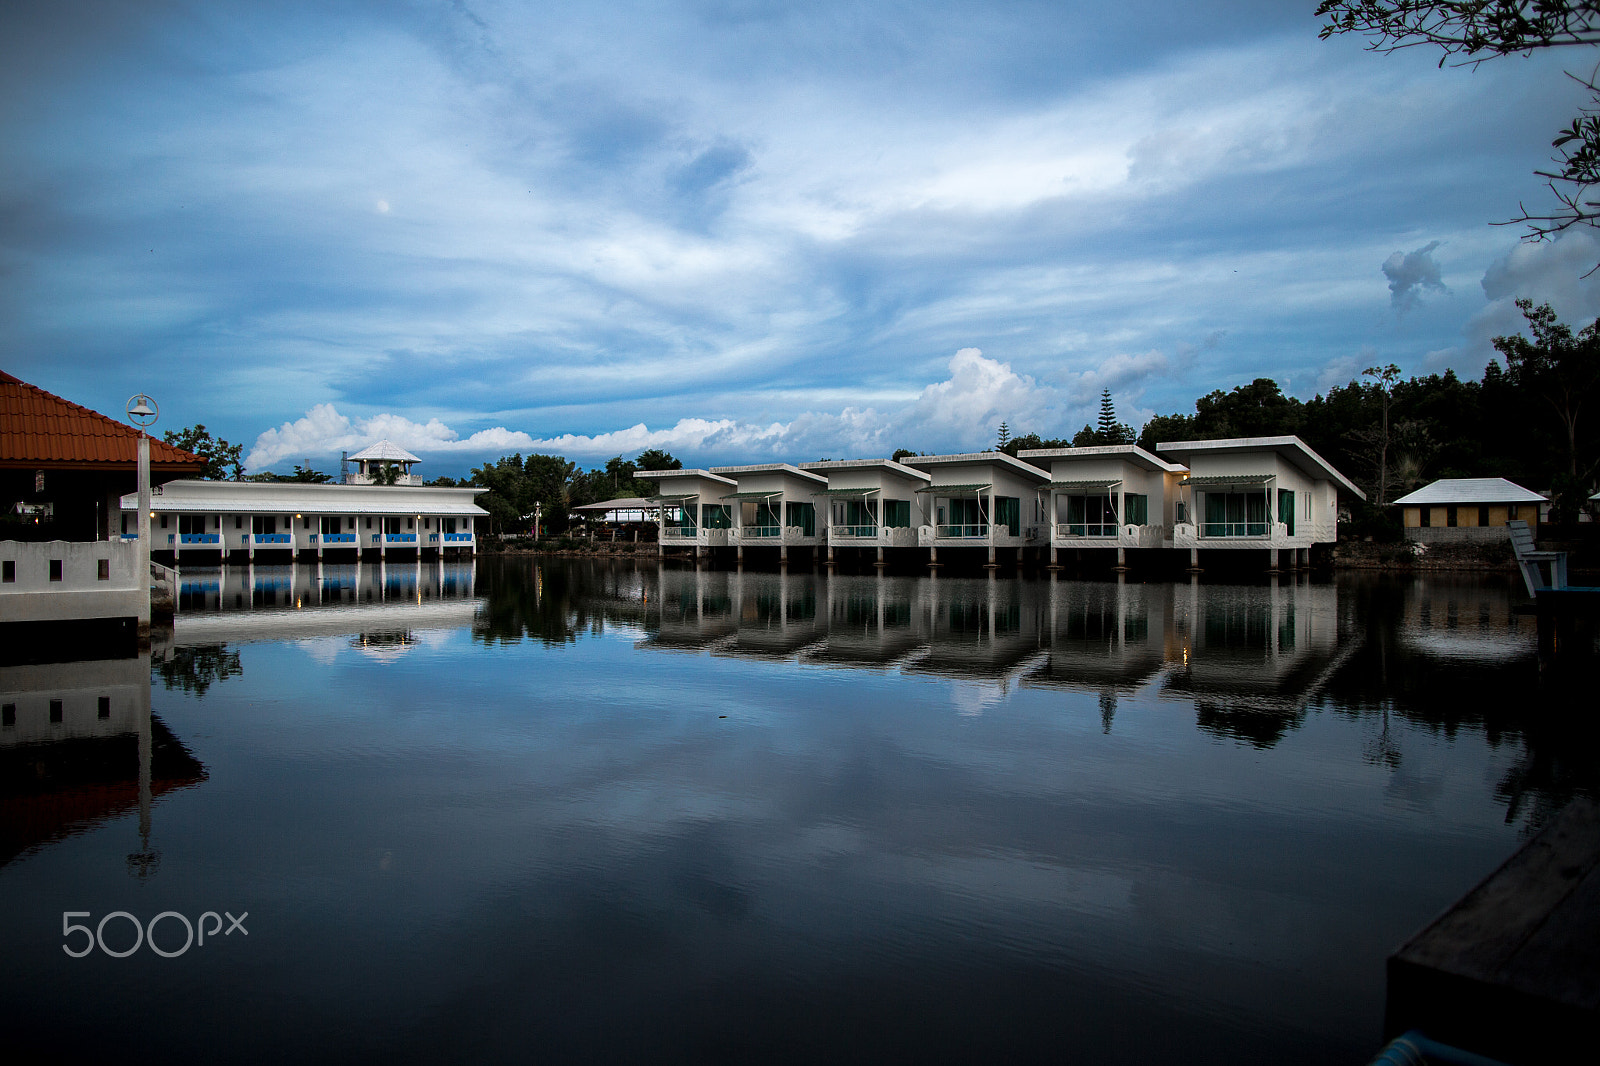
[{"xmin": 1393, "ymin": 478, "xmax": 1546, "ymax": 541}]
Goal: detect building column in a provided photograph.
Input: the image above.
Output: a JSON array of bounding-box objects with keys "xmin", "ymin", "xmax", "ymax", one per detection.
[
  {"xmin": 1188, "ymin": 547, "xmax": 1199, "ymax": 571},
  {"xmin": 875, "ymin": 545, "xmax": 885, "ymax": 568},
  {"xmin": 1269, "ymin": 547, "xmax": 1279, "ymax": 572},
  {"xmin": 1116, "ymin": 546, "xmax": 1126, "ymax": 570},
  {"xmin": 928, "ymin": 545, "xmax": 940, "ymax": 569},
  {"xmin": 780, "ymin": 544, "xmax": 788, "ymax": 565}
]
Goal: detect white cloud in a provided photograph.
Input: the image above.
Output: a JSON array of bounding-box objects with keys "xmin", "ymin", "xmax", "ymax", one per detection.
[
  {"xmin": 246, "ymin": 403, "xmax": 539, "ymax": 470},
  {"xmin": 247, "ymin": 348, "xmax": 1085, "ymax": 469}
]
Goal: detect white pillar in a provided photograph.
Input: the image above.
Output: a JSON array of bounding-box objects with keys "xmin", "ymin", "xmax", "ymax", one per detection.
[{"xmin": 136, "ymin": 434, "xmax": 151, "ymax": 630}]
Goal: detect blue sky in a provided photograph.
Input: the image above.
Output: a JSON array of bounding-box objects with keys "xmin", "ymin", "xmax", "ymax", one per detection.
[{"xmin": 6, "ymin": 0, "xmax": 1600, "ymax": 476}]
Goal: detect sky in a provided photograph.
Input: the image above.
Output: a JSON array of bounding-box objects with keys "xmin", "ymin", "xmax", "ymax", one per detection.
[{"xmin": 6, "ymin": 0, "xmax": 1600, "ymax": 477}]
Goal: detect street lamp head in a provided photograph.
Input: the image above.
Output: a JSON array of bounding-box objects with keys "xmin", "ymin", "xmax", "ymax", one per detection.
[{"xmin": 126, "ymin": 393, "xmax": 159, "ymax": 427}]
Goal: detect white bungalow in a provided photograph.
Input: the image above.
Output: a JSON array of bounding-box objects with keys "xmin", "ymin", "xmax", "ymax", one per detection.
[
  {"xmin": 343, "ymin": 439, "xmax": 423, "ymax": 485},
  {"xmin": 1156, "ymin": 435, "xmax": 1365, "ymax": 568},
  {"xmin": 798, "ymin": 458, "xmax": 932, "ymax": 567},
  {"xmin": 119, "ymin": 480, "xmax": 487, "ymax": 561},
  {"xmin": 901, "ymin": 452, "xmax": 1051, "ymax": 567},
  {"xmin": 1018, "ymin": 444, "xmax": 1189, "ymax": 566},
  {"xmin": 709, "ymin": 463, "xmax": 830, "ymax": 564},
  {"xmin": 636, "ymin": 468, "xmax": 738, "ymax": 559}
]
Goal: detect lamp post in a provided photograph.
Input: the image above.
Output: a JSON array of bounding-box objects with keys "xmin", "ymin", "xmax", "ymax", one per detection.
[{"xmin": 126, "ymin": 394, "xmax": 158, "ymax": 628}]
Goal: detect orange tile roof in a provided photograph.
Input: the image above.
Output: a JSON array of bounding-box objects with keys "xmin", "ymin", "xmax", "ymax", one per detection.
[{"xmin": 0, "ymin": 370, "xmax": 207, "ymax": 472}]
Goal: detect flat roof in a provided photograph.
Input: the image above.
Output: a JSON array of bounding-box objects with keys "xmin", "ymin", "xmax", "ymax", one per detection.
[
  {"xmin": 121, "ymin": 480, "xmax": 488, "ymax": 516},
  {"xmin": 1392, "ymin": 478, "xmax": 1547, "ymax": 506},
  {"xmin": 571, "ymin": 497, "xmax": 655, "ymax": 512},
  {"xmin": 709, "ymin": 462, "xmax": 829, "ymax": 485},
  {"xmin": 635, "ymin": 469, "xmax": 737, "ymax": 487},
  {"xmin": 901, "ymin": 451, "xmax": 1050, "ymax": 483},
  {"xmin": 797, "ymin": 458, "xmax": 931, "ymax": 481},
  {"xmin": 1017, "ymin": 444, "xmax": 1186, "ymax": 473},
  {"xmin": 1156, "ymin": 435, "xmax": 1366, "ymax": 500}
]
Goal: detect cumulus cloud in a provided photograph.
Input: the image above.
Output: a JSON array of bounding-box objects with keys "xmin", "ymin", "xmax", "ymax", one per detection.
[
  {"xmin": 1383, "ymin": 240, "xmax": 1448, "ymax": 314},
  {"xmin": 248, "ymin": 349, "xmax": 1085, "ymax": 470},
  {"xmin": 1315, "ymin": 346, "xmax": 1374, "ymax": 394},
  {"xmin": 246, "ymin": 403, "xmax": 540, "ymax": 470}
]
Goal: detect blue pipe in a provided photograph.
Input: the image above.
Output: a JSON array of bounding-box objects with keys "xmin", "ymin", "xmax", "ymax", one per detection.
[{"xmin": 1368, "ymin": 1030, "xmax": 1513, "ymax": 1066}]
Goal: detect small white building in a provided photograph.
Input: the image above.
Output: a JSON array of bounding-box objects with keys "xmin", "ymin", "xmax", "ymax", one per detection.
[
  {"xmin": 343, "ymin": 439, "xmax": 423, "ymax": 485},
  {"xmin": 119, "ymin": 480, "xmax": 487, "ymax": 561},
  {"xmin": 901, "ymin": 452, "xmax": 1051, "ymax": 566},
  {"xmin": 798, "ymin": 458, "xmax": 932, "ymax": 566},
  {"xmin": 1019, "ymin": 444, "xmax": 1188, "ymax": 565},
  {"xmin": 709, "ymin": 463, "xmax": 830, "ymax": 563},
  {"xmin": 637, "ymin": 468, "xmax": 738, "ymax": 559},
  {"xmin": 1157, "ymin": 435, "xmax": 1364, "ymax": 567}
]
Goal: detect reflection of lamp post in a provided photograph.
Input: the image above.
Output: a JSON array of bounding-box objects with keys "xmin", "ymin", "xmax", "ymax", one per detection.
[
  {"xmin": 127, "ymin": 647, "xmax": 160, "ymax": 879},
  {"xmin": 126, "ymin": 395, "xmax": 158, "ymax": 634}
]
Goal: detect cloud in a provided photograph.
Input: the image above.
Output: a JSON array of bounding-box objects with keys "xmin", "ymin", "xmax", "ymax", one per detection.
[
  {"xmin": 247, "ymin": 349, "xmax": 1083, "ymax": 470},
  {"xmin": 1315, "ymin": 345, "xmax": 1373, "ymax": 395},
  {"xmin": 1382, "ymin": 241, "xmax": 1447, "ymax": 315},
  {"xmin": 246, "ymin": 403, "xmax": 539, "ymax": 471}
]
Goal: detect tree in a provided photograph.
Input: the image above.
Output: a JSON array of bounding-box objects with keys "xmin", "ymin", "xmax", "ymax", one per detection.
[
  {"xmin": 287, "ymin": 464, "xmax": 331, "ymax": 483},
  {"xmin": 162, "ymin": 424, "xmax": 244, "ymax": 480},
  {"xmin": 1137, "ymin": 412, "xmax": 1198, "ymax": 451},
  {"xmin": 995, "ymin": 421, "xmax": 1011, "ymax": 450},
  {"xmin": 1094, "ymin": 390, "xmax": 1136, "ymax": 445},
  {"xmin": 371, "ymin": 462, "xmax": 403, "ymax": 486},
  {"xmin": 1318, "ymin": 1, "xmax": 1600, "ymax": 245},
  {"xmin": 1361, "ymin": 363, "xmax": 1403, "ymax": 506},
  {"xmin": 634, "ymin": 449, "xmax": 681, "ymax": 471},
  {"xmin": 1492, "ymin": 299, "xmax": 1600, "ymax": 484}
]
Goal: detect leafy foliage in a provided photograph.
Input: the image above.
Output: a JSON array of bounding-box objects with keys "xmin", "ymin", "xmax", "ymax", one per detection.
[{"xmin": 162, "ymin": 424, "xmax": 244, "ymax": 480}]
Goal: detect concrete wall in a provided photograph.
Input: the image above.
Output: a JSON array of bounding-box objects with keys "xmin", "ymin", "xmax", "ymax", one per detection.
[{"xmin": 0, "ymin": 540, "xmax": 145, "ymax": 623}]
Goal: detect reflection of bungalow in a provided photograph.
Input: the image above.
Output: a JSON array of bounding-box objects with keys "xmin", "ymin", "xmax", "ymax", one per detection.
[
  {"xmin": 342, "ymin": 439, "xmax": 422, "ymax": 485},
  {"xmin": 902, "ymin": 452, "xmax": 1051, "ymax": 567},
  {"xmin": 1393, "ymin": 478, "xmax": 1546, "ymax": 541},
  {"xmin": 1024, "ymin": 580, "xmax": 1174, "ymax": 694},
  {"xmin": 120, "ymin": 480, "xmax": 486, "ymax": 561},
  {"xmin": 1019, "ymin": 445, "xmax": 1188, "ymax": 566},
  {"xmin": 799, "ymin": 458, "xmax": 931, "ymax": 566},
  {"xmin": 638, "ymin": 468, "xmax": 737, "ymax": 560},
  {"xmin": 709, "ymin": 463, "xmax": 829, "ymax": 565},
  {"xmin": 1158, "ymin": 436, "xmax": 1365, "ymax": 568}
]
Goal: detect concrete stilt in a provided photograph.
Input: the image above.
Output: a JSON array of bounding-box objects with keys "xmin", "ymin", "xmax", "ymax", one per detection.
[
  {"xmin": 1188, "ymin": 547, "xmax": 1200, "ymax": 572},
  {"xmin": 985, "ymin": 544, "xmax": 998, "ymax": 570},
  {"xmin": 1268, "ymin": 547, "xmax": 1279, "ymax": 572},
  {"xmin": 780, "ymin": 544, "xmax": 788, "ymax": 565},
  {"xmin": 874, "ymin": 545, "xmax": 885, "ymax": 568},
  {"xmin": 928, "ymin": 546, "xmax": 941, "ymax": 569},
  {"xmin": 1115, "ymin": 546, "xmax": 1127, "ymax": 572},
  {"xmin": 1047, "ymin": 545, "xmax": 1062, "ymax": 571}
]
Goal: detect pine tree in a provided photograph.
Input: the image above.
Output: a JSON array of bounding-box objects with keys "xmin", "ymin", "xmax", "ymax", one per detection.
[
  {"xmin": 1097, "ymin": 390, "xmax": 1118, "ymax": 437},
  {"xmin": 996, "ymin": 421, "xmax": 1010, "ymax": 450}
]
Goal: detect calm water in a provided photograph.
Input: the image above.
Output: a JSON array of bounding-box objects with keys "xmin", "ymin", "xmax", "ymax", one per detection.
[{"xmin": 2, "ymin": 558, "xmax": 1596, "ymax": 1064}]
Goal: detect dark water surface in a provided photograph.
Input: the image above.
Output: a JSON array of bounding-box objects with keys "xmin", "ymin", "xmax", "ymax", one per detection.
[{"xmin": 3, "ymin": 558, "xmax": 1596, "ymax": 1064}]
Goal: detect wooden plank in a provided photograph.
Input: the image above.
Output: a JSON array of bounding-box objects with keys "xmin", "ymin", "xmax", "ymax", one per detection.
[
  {"xmin": 1394, "ymin": 799, "xmax": 1600, "ymax": 980},
  {"xmin": 1385, "ymin": 799, "xmax": 1600, "ymax": 1064}
]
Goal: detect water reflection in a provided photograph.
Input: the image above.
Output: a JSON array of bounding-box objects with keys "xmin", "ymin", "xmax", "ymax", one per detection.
[{"xmin": 0, "ymin": 651, "xmax": 204, "ymax": 871}]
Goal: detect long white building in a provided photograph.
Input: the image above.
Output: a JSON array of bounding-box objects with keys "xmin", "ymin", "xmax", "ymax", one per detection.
[{"xmin": 120, "ymin": 479, "xmax": 487, "ymax": 561}]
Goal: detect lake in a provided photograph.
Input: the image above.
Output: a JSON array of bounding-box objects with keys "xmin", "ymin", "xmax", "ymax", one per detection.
[{"xmin": 2, "ymin": 557, "xmax": 1594, "ymax": 1064}]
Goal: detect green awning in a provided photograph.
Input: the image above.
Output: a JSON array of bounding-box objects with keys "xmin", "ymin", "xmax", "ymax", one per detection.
[
  {"xmin": 719, "ymin": 490, "xmax": 784, "ymax": 500},
  {"xmin": 915, "ymin": 483, "xmax": 992, "ymax": 494},
  {"xmin": 1046, "ymin": 480, "xmax": 1121, "ymax": 492},
  {"xmin": 650, "ymin": 493, "xmax": 700, "ymax": 502},
  {"xmin": 817, "ymin": 487, "xmax": 881, "ymax": 497},
  {"xmin": 1181, "ymin": 475, "xmax": 1274, "ymax": 487}
]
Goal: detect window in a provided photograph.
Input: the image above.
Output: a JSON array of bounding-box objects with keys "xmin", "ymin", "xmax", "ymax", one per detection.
[
  {"xmin": 98, "ymin": 696, "xmax": 110, "ymax": 719},
  {"xmin": 1277, "ymin": 489, "xmax": 1295, "ymax": 537},
  {"xmin": 236, "ymin": 516, "xmax": 243, "ymax": 529},
  {"xmin": 347, "ymin": 517, "xmax": 356, "ymax": 530},
  {"xmin": 1446, "ymin": 506, "xmax": 1458, "ymax": 527},
  {"xmin": 994, "ymin": 496, "xmax": 1020, "ymax": 536},
  {"xmin": 1065, "ymin": 494, "xmax": 1117, "ymax": 536},
  {"xmin": 1202, "ymin": 491, "xmax": 1268, "ymax": 537},
  {"xmin": 97, "ymin": 559, "xmax": 109, "ymax": 581},
  {"xmin": 701, "ymin": 504, "xmax": 732, "ymax": 529},
  {"xmin": 49, "ymin": 559, "xmax": 63, "ymax": 582},
  {"xmin": 304, "ymin": 516, "xmax": 312, "ymax": 530},
  {"xmin": 1510, "ymin": 504, "xmax": 1520, "ymax": 520},
  {"xmin": 1124, "ymin": 494, "xmax": 1149, "ymax": 526},
  {"xmin": 407, "ymin": 517, "xmax": 414, "ymax": 530},
  {"xmin": 1421, "ymin": 507, "xmax": 1431, "ymax": 528},
  {"xmin": 939, "ymin": 498, "xmax": 984, "ymax": 536},
  {"xmin": 49, "ymin": 699, "xmax": 62, "ymax": 723},
  {"xmin": 883, "ymin": 499, "xmax": 911, "ymax": 528},
  {"xmin": 2, "ymin": 560, "xmax": 12, "ymax": 583},
  {"xmin": 784, "ymin": 501, "xmax": 815, "ymax": 536},
  {"xmin": 1479, "ymin": 506, "xmax": 1490, "ymax": 527},
  {"xmin": 122, "ymin": 514, "xmax": 129, "ymax": 535},
  {"xmin": 366, "ymin": 517, "xmax": 373, "ymax": 530},
  {"xmin": 252, "ymin": 516, "xmax": 277, "ymax": 535},
  {"xmin": 1, "ymin": 704, "xmax": 13, "ymax": 728},
  {"xmin": 178, "ymin": 514, "xmax": 206, "ymax": 535}
]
